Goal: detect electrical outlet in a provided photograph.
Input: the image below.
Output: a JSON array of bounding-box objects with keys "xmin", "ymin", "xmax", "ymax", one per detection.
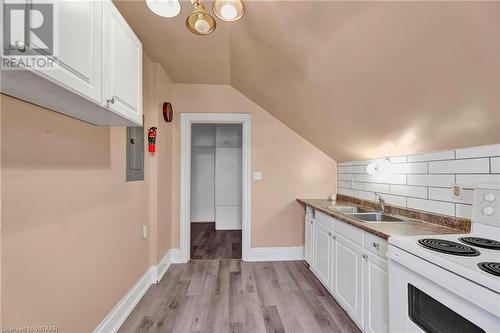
[
  {"xmin": 142, "ymin": 225, "xmax": 148, "ymax": 239},
  {"xmin": 452, "ymin": 184, "xmax": 462, "ymax": 199}
]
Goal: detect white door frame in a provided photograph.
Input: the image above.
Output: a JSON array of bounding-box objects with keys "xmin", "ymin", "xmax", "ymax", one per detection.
[{"xmin": 180, "ymin": 113, "xmax": 251, "ymax": 262}]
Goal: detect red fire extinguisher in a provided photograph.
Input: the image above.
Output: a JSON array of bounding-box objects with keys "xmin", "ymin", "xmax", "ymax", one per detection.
[{"xmin": 148, "ymin": 127, "xmax": 157, "ymax": 153}]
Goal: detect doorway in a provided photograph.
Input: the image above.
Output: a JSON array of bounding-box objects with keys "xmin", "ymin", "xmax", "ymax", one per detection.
[
  {"xmin": 190, "ymin": 124, "xmax": 242, "ymax": 259},
  {"xmin": 180, "ymin": 113, "xmax": 251, "ymax": 262}
]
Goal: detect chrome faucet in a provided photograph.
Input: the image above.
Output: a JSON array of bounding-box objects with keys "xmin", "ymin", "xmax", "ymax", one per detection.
[{"xmin": 374, "ymin": 192, "xmax": 385, "ymax": 213}]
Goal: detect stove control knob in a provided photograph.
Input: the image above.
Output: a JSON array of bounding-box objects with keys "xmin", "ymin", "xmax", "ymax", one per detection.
[
  {"xmin": 483, "ymin": 193, "xmax": 496, "ymax": 202},
  {"xmin": 482, "ymin": 206, "xmax": 495, "ymax": 216}
]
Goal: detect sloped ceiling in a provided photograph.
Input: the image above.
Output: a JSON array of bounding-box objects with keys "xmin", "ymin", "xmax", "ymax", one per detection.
[{"xmin": 115, "ymin": 0, "xmax": 500, "ymax": 162}]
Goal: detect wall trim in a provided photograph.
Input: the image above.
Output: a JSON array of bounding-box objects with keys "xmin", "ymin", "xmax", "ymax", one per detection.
[
  {"xmin": 93, "ymin": 248, "xmax": 181, "ymax": 333},
  {"xmin": 245, "ymin": 246, "xmax": 304, "ymax": 262},
  {"xmin": 180, "ymin": 113, "xmax": 252, "ymax": 263}
]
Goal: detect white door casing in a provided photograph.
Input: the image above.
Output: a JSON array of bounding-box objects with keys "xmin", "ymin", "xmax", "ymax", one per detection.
[{"xmin": 180, "ymin": 113, "xmax": 251, "ymax": 262}]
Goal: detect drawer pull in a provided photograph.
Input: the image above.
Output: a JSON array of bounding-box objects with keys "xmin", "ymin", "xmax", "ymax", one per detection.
[
  {"xmin": 362, "ymin": 254, "xmax": 368, "ymax": 260},
  {"xmin": 328, "ymin": 232, "xmax": 332, "ymax": 236},
  {"xmin": 372, "ymin": 242, "xmax": 380, "ymax": 250}
]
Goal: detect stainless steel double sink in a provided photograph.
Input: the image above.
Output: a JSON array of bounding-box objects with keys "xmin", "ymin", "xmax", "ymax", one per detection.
[{"xmin": 327, "ymin": 205, "xmax": 410, "ymax": 223}]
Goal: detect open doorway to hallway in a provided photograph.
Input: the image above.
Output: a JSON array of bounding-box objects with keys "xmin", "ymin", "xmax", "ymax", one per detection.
[{"xmin": 190, "ymin": 124, "xmax": 243, "ymax": 260}]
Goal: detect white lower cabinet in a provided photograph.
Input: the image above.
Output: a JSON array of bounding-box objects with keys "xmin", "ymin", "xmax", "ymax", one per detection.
[
  {"xmin": 313, "ymin": 221, "xmax": 332, "ymax": 289},
  {"xmin": 363, "ymin": 251, "xmax": 389, "ymax": 333},
  {"xmin": 304, "ymin": 210, "xmax": 389, "ymax": 332},
  {"xmin": 304, "ymin": 216, "xmax": 314, "ymax": 266},
  {"xmin": 331, "ymin": 232, "xmax": 364, "ymax": 327}
]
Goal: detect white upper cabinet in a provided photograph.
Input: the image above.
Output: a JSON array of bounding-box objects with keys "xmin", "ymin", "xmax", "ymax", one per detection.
[
  {"xmin": 102, "ymin": 1, "xmax": 142, "ymax": 124},
  {"xmin": 0, "ymin": 0, "xmax": 142, "ymax": 126},
  {"xmin": 36, "ymin": 0, "xmax": 102, "ymax": 103}
]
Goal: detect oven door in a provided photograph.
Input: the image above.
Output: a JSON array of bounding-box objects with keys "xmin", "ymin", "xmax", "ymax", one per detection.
[{"xmin": 388, "ymin": 245, "xmax": 500, "ymax": 333}]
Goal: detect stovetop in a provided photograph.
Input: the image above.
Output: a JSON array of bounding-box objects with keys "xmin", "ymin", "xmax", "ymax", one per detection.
[
  {"xmin": 390, "ymin": 233, "xmax": 500, "ymax": 293},
  {"xmin": 390, "ymin": 184, "xmax": 500, "ymax": 292}
]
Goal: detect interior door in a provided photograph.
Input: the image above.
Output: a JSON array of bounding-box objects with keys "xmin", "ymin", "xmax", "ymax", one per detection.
[
  {"xmin": 32, "ymin": 0, "xmax": 102, "ymax": 103},
  {"xmin": 332, "ymin": 233, "xmax": 364, "ymax": 327},
  {"xmin": 102, "ymin": 0, "xmax": 142, "ymax": 125}
]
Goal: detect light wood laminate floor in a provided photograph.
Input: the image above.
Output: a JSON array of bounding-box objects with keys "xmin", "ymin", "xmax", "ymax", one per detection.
[{"xmin": 119, "ymin": 260, "xmax": 361, "ymax": 333}]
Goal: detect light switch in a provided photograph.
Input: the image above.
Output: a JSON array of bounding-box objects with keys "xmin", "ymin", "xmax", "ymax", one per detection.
[
  {"xmin": 253, "ymin": 171, "xmax": 263, "ymax": 181},
  {"xmin": 142, "ymin": 225, "xmax": 148, "ymax": 239}
]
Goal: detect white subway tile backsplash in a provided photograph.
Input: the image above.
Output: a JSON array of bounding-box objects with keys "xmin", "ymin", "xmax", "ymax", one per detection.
[
  {"xmin": 337, "ymin": 144, "xmax": 498, "ymax": 219},
  {"xmin": 455, "ymin": 144, "xmax": 500, "ymax": 159},
  {"xmin": 428, "ymin": 187, "xmax": 474, "ymax": 204},
  {"xmin": 428, "ymin": 158, "xmax": 489, "ymax": 174},
  {"xmin": 389, "ymin": 184, "xmax": 427, "ymax": 198},
  {"xmin": 407, "ymin": 174, "xmax": 455, "ymax": 187},
  {"xmin": 391, "ymin": 162, "xmax": 427, "ymax": 174},
  {"xmin": 338, "ymin": 174, "xmax": 354, "ymax": 181},
  {"xmin": 389, "ymin": 156, "xmax": 408, "ymax": 164},
  {"xmin": 407, "ymin": 150, "xmax": 455, "ymax": 162},
  {"xmin": 353, "ymin": 182, "xmax": 364, "ymax": 190},
  {"xmin": 364, "ymin": 183, "xmax": 390, "ymax": 193},
  {"xmin": 338, "ymin": 165, "xmax": 367, "ymax": 174},
  {"xmin": 407, "ymin": 198, "xmax": 455, "ymax": 216},
  {"xmin": 338, "ymin": 188, "xmax": 355, "ymax": 196},
  {"xmin": 355, "ymin": 190, "xmax": 377, "ymax": 201},
  {"xmin": 354, "ymin": 173, "xmax": 407, "ymax": 185},
  {"xmin": 491, "ymin": 157, "xmax": 500, "ymax": 173},
  {"xmin": 456, "ymin": 204, "xmax": 473, "ymax": 219},
  {"xmin": 379, "ymin": 193, "xmax": 407, "ymax": 207},
  {"xmin": 456, "ymin": 174, "xmax": 500, "ymax": 189}
]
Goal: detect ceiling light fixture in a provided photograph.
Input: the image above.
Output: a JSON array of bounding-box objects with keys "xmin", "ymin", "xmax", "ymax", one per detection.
[
  {"xmin": 212, "ymin": 0, "xmax": 245, "ymax": 22},
  {"xmin": 186, "ymin": 0, "xmax": 216, "ymax": 35},
  {"xmin": 146, "ymin": 0, "xmax": 181, "ymax": 18}
]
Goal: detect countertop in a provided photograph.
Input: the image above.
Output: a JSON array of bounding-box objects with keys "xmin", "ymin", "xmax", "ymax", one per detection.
[{"xmin": 297, "ymin": 199, "xmax": 467, "ymax": 240}]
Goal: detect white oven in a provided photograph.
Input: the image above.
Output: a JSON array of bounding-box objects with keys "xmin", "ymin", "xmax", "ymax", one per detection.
[{"xmin": 388, "ymin": 245, "xmax": 500, "ymax": 333}]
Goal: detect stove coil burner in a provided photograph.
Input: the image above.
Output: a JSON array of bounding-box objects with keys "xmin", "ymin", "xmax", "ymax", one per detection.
[
  {"xmin": 417, "ymin": 238, "xmax": 481, "ymax": 256},
  {"xmin": 478, "ymin": 262, "xmax": 500, "ymax": 277},
  {"xmin": 459, "ymin": 237, "xmax": 500, "ymax": 250}
]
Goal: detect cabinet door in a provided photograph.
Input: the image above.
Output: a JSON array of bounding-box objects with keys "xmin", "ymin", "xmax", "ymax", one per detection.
[
  {"xmin": 33, "ymin": 0, "xmax": 102, "ymax": 103},
  {"xmin": 304, "ymin": 216, "xmax": 314, "ymax": 266},
  {"xmin": 102, "ymin": 1, "xmax": 142, "ymax": 125},
  {"xmin": 364, "ymin": 253, "xmax": 388, "ymax": 333},
  {"xmin": 313, "ymin": 222, "xmax": 331, "ymax": 288},
  {"xmin": 332, "ymin": 233, "xmax": 363, "ymax": 328}
]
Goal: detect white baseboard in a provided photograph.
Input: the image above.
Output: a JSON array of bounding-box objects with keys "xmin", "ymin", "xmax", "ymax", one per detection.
[
  {"xmin": 155, "ymin": 248, "xmax": 182, "ymax": 282},
  {"xmin": 93, "ymin": 248, "xmax": 181, "ymax": 333},
  {"xmin": 245, "ymin": 246, "xmax": 304, "ymax": 262}
]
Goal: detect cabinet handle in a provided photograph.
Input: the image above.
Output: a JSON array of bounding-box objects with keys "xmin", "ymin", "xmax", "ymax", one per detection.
[
  {"xmin": 107, "ymin": 97, "xmax": 115, "ymax": 104},
  {"xmin": 332, "ymin": 235, "xmax": 336, "ymax": 240},
  {"xmin": 12, "ymin": 41, "xmax": 26, "ymax": 52},
  {"xmin": 372, "ymin": 242, "xmax": 380, "ymax": 250},
  {"xmin": 362, "ymin": 254, "xmax": 368, "ymax": 260},
  {"xmin": 328, "ymin": 232, "xmax": 332, "ymax": 236}
]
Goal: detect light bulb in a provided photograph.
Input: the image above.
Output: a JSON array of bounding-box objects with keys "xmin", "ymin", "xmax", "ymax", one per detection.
[
  {"xmin": 220, "ymin": 3, "xmax": 237, "ymax": 20},
  {"xmin": 146, "ymin": 0, "xmax": 181, "ymax": 18},
  {"xmin": 194, "ymin": 15, "xmax": 210, "ymax": 33}
]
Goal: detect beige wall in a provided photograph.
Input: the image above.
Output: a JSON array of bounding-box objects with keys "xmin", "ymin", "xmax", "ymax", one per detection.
[
  {"xmin": 171, "ymin": 84, "xmax": 337, "ymax": 247},
  {"xmin": 0, "ymin": 54, "xmax": 173, "ymax": 332},
  {"xmin": 0, "ymin": 65, "xmax": 336, "ymax": 332}
]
